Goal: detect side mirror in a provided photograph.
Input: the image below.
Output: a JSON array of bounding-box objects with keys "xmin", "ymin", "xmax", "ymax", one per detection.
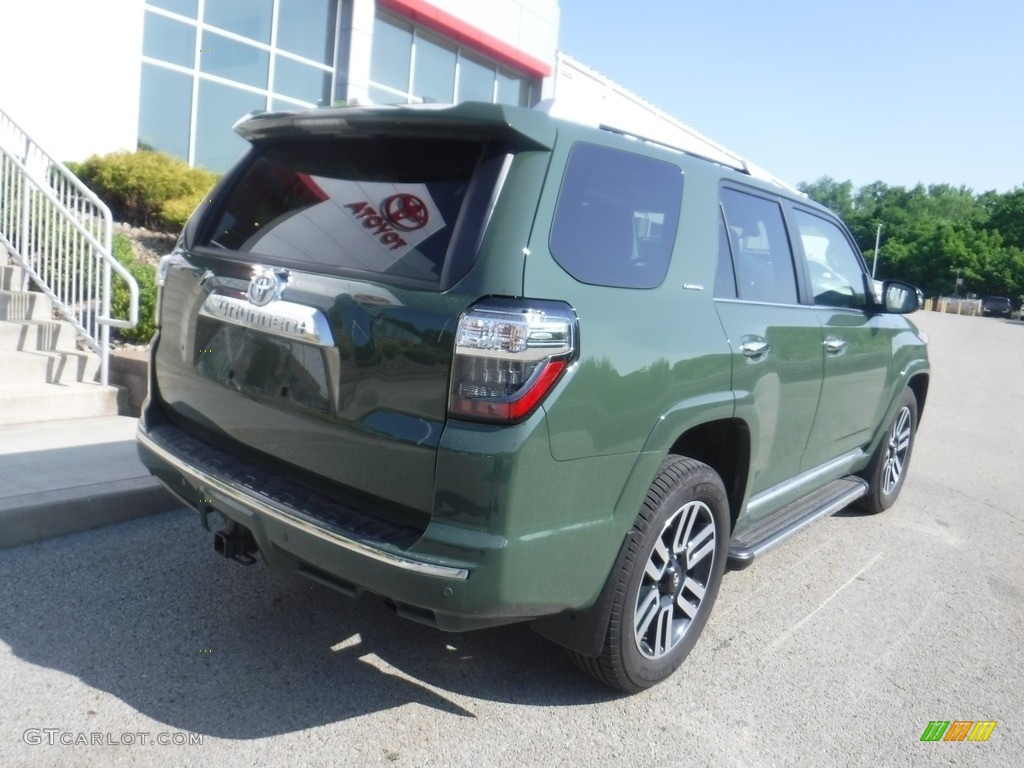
[{"xmin": 881, "ymin": 280, "xmax": 920, "ymax": 314}]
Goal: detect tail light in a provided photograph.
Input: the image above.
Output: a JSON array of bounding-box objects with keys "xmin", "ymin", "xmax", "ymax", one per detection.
[
  {"xmin": 154, "ymin": 251, "xmax": 188, "ymax": 327},
  {"xmin": 448, "ymin": 298, "xmax": 578, "ymax": 423}
]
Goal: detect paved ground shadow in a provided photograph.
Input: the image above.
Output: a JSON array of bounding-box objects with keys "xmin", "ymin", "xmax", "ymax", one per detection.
[{"xmin": 0, "ymin": 509, "xmax": 618, "ymax": 739}]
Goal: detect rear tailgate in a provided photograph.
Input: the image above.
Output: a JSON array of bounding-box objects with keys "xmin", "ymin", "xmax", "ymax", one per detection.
[
  {"xmin": 150, "ymin": 105, "xmax": 554, "ymax": 522},
  {"xmin": 154, "ymin": 261, "xmax": 466, "ymax": 519}
]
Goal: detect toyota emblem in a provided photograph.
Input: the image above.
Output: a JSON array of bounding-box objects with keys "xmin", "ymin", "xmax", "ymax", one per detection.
[
  {"xmin": 247, "ymin": 268, "xmax": 287, "ymax": 307},
  {"xmin": 382, "ymin": 193, "xmax": 429, "ymax": 231}
]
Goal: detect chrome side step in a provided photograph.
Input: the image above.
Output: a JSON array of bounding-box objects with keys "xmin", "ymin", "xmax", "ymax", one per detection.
[{"xmin": 727, "ymin": 476, "xmax": 868, "ymax": 570}]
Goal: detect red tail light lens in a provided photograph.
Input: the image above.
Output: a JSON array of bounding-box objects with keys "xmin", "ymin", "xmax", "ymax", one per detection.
[{"xmin": 448, "ymin": 299, "xmax": 578, "ymax": 423}]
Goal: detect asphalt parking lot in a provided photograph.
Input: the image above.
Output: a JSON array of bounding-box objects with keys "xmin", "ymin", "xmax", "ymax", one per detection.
[{"xmin": 1, "ymin": 309, "xmax": 1021, "ymax": 768}]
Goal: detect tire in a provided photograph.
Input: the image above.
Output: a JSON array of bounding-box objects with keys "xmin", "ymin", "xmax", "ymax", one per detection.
[
  {"xmin": 572, "ymin": 457, "xmax": 729, "ymax": 693},
  {"xmin": 857, "ymin": 387, "xmax": 918, "ymax": 514}
]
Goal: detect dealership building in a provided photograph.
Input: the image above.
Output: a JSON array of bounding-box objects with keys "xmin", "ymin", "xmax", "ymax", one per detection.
[{"xmin": 1, "ymin": 0, "xmax": 743, "ymax": 174}]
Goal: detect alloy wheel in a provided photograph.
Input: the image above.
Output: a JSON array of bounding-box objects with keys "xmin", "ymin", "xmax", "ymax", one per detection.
[
  {"xmin": 882, "ymin": 405, "xmax": 913, "ymax": 495},
  {"xmin": 633, "ymin": 500, "xmax": 716, "ymax": 660}
]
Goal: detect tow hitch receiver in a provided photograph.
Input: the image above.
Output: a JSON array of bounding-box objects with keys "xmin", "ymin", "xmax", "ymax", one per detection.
[{"xmin": 213, "ymin": 520, "xmax": 258, "ymax": 565}]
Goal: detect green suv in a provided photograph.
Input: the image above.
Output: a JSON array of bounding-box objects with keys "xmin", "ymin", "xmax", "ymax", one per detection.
[{"xmin": 137, "ymin": 102, "xmax": 930, "ymax": 692}]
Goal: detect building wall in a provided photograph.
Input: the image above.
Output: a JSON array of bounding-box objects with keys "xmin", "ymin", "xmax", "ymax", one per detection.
[
  {"xmin": 138, "ymin": 0, "xmax": 346, "ymax": 171},
  {"xmin": 548, "ymin": 53, "xmax": 795, "ymax": 191},
  {"xmin": 548, "ymin": 53, "xmax": 742, "ymax": 168},
  {"xmin": 0, "ymin": 0, "xmax": 560, "ymax": 171},
  {"xmin": 353, "ymin": 0, "xmax": 555, "ymax": 109},
  {"xmin": 4, "ymin": 0, "xmax": 761, "ymax": 186},
  {"xmin": 0, "ymin": 0, "xmax": 143, "ymax": 163},
  {"xmin": 0, "ymin": 2, "xmax": 753, "ymax": 183},
  {"xmin": 131, "ymin": 0, "xmax": 560, "ymax": 170},
  {"xmin": 388, "ymin": 0, "xmax": 557, "ymax": 76}
]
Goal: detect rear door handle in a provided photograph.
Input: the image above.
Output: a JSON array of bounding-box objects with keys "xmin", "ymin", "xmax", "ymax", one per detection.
[
  {"xmin": 824, "ymin": 336, "xmax": 847, "ymax": 355},
  {"xmin": 740, "ymin": 339, "xmax": 771, "ymax": 358}
]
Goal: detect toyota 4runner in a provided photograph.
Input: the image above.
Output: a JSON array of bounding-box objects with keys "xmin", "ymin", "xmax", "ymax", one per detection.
[{"xmin": 137, "ymin": 101, "xmax": 930, "ymax": 692}]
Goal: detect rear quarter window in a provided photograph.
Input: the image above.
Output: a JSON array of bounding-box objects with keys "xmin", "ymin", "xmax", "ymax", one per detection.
[
  {"xmin": 549, "ymin": 142, "xmax": 682, "ymax": 289},
  {"xmin": 198, "ymin": 137, "xmax": 484, "ymax": 287}
]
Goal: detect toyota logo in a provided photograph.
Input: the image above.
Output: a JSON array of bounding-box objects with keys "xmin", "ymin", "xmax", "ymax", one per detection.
[
  {"xmin": 382, "ymin": 193, "xmax": 429, "ymax": 231},
  {"xmin": 247, "ymin": 269, "xmax": 287, "ymax": 307}
]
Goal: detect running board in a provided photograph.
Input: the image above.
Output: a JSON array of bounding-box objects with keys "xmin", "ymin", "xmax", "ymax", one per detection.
[{"xmin": 727, "ymin": 476, "xmax": 868, "ymax": 570}]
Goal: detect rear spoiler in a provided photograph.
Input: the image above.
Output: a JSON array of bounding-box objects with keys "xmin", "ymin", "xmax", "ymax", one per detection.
[{"xmin": 234, "ymin": 102, "xmax": 557, "ymax": 151}]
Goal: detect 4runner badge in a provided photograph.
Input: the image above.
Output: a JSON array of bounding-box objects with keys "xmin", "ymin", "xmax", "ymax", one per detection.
[{"xmin": 247, "ymin": 268, "xmax": 287, "ymax": 307}]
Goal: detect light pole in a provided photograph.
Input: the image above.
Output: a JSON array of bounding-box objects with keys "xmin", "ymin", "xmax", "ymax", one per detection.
[{"xmin": 871, "ymin": 223, "xmax": 882, "ymax": 277}]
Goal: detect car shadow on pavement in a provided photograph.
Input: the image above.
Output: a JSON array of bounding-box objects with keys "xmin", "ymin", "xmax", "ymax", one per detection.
[{"xmin": 0, "ymin": 509, "xmax": 619, "ymax": 738}]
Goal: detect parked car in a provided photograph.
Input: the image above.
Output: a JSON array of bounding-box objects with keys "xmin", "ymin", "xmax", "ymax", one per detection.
[
  {"xmin": 137, "ymin": 102, "xmax": 930, "ymax": 692},
  {"xmin": 982, "ymin": 296, "xmax": 1012, "ymax": 317}
]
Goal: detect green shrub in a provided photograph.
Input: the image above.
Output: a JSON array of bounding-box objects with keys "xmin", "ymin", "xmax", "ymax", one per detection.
[
  {"xmin": 160, "ymin": 194, "xmax": 205, "ymax": 232},
  {"xmin": 71, "ymin": 151, "xmax": 218, "ymax": 233},
  {"xmin": 111, "ymin": 233, "xmax": 158, "ymax": 344}
]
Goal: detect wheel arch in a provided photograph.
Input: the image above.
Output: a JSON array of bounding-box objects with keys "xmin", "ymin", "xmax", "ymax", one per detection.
[
  {"xmin": 531, "ymin": 416, "xmax": 751, "ymax": 657},
  {"xmin": 668, "ymin": 419, "xmax": 750, "ymax": 532},
  {"xmin": 908, "ymin": 372, "xmax": 929, "ymax": 423}
]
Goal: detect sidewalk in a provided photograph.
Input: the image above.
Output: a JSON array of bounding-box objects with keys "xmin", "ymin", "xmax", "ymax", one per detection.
[{"xmin": 0, "ymin": 415, "xmax": 179, "ymax": 549}]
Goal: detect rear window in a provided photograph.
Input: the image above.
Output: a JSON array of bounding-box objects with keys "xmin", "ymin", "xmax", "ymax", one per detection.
[
  {"xmin": 549, "ymin": 142, "xmax": 682, "ymax": 289},
  {"xmin": 199, "ymin": 137, "xmax": 484, "ymax": 287}
]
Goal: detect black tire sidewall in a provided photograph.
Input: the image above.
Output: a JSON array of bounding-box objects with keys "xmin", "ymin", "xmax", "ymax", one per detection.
[
  {"xmin": 613, "ymin": 462, "xmax": 730, "ymax": 691},
  {"xmin": 864, "ymin": 388, "xmax": 918, "ymax": 513}
]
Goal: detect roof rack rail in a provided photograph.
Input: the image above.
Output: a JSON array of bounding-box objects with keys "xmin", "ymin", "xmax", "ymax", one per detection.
[
  {"xmin": 597, "ymin": 122, "xmax": 802, "ymax": 196},
  {"xmin": 538, "ymin": 55, "xmax": 803, "ymax": 195},
  {"xmin": 536, "ymin": 98, "xmax": 801, "ymax": 196}
]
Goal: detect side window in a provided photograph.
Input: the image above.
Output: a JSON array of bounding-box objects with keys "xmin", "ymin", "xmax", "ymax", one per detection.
[
  {"xmin": 792, "ymin": 209, "xmax": 867, "ymax": 308},
  {"xmin": 720, "ymin": 188, "xmax": 798, "ymax": 304},
  {"xmin": 715, "ymin": 214, "xmax": 737, "ymax": 299},
  {"xmin": 550, "ymin": 143, "xmax": 682, "ymax": 289}
]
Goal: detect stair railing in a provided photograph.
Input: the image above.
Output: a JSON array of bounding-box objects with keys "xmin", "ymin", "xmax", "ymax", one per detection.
[{"xmin": 0, "ymin": 107, "xmax": 138, "ymax": 386}]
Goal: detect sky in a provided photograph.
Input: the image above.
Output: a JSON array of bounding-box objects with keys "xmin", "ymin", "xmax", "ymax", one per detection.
[{"xmin": 557, "ymin": 0, "xmax": 1023, "ymax": 194}]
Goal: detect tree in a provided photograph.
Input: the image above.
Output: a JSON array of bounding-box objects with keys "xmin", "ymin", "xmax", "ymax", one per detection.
[
  {"xmin": 986, "ymin": 187, "xmax": 1024, "ymax": 250},
  {"xmin": 798, "ymin": 176, "xmax": 854, "ymax": 220},
  {"xmin": 801, "ymin": 177, "xmax": 1024, "ymax": 300}
]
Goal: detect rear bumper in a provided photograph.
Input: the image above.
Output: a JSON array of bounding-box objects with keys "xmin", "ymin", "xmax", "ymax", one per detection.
[
  {"xmin": 136, "ymin": 412, "xmax": 637, "ymax": 632},
  {"xmin": 137, "ymin": 423, "xmax": 468, "ymax": 580}
]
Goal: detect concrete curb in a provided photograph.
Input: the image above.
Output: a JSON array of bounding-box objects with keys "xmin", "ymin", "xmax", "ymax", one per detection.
[
  {"xmin": 0, "ymin": 476, "xmax": 180, "ymax": 550},
  {"xmin": 0, "ymin": 415, "xmax": 182, "ymax": 550}
]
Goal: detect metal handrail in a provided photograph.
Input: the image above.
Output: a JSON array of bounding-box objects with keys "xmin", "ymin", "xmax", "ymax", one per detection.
[{"xmin": 0, "ymin": 107, "xmax": 138, "ymax": 385}]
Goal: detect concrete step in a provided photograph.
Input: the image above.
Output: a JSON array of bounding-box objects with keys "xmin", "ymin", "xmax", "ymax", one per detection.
[
  {"xmin": 0, "ymin": 263, "xmax": 27, "ymax": 291},
  {"xmin": 0, "ymin": 318, "xmax": 80, "ymax": 352},
  {"xmin": 0, "ymin": 348, "xmax": 99, "ymax": 385},
  {"xmin": 0, "ymin": 288, "xmax": 53, "ymax": 321},
  {"xmin": 0, "ymin": 381, "xmax": 118, "ymax": 425}
]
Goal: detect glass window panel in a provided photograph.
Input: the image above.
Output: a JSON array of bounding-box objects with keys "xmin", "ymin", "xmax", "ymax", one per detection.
[
  {"xmin": 138, "ymin": 64, "xmax": 193, "ymax": 159},
  {"xmin": 715, "ymin": 217, "xmax": 738, "ymax": 299},
  {"xmin": 270, "ymin": 96, "xmax": 315, "ymax": 111},
  {"xmin": 200, "ymin": 30, "xmax": 269, "ymax": 89},
  {"xmin": 276, "ymin": 0, "xmax": 336, "ymax": 64},
  {"xmin": 195, "ymin": 80, "xmax": 266, "ymax": 171},
  {"xmin": 143, "ymin": 12, "xmax": 196, "ymax": 68},
  {"xmin": 203, "ymin": 0, "xmax": 272, "ymax": 43},
  {"xmin": 550, "ymin": 143, "xmax": 682, "ymax": 289},
  {"xmin": 792, "ymin": 209, "xmax": 867, "ymax": 308},
  {"xmin": 457, "ymin": 53, "xmax": 494, "ymax": 103},
  {"xmin": 147, "ymin": 0, "xmax": 198, "ymax": 17},
  {"xmin": 496, "ymin": 71, "xmax": 533, "ymax": 107},
  {"xmin": 371, "ymin": 15, "xmax": 412, "ymax": 92},
  {"xmin": 200, "ymin": 137, "xmax": 484, "ymax": 287},
  {"xmin": 413, "ymin": 33, "xmax": 456, "ymax": 104},
  {"xmin": 721, "ymin": 188, "xmax": 798, "ymax": 304},
  {"xmin": 367, "ymin": 84, "xmax": 408, "ymax": 105},
  {"xmin": 274, "ymin": 56, "xmax": 331, "ymax": 106}
]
